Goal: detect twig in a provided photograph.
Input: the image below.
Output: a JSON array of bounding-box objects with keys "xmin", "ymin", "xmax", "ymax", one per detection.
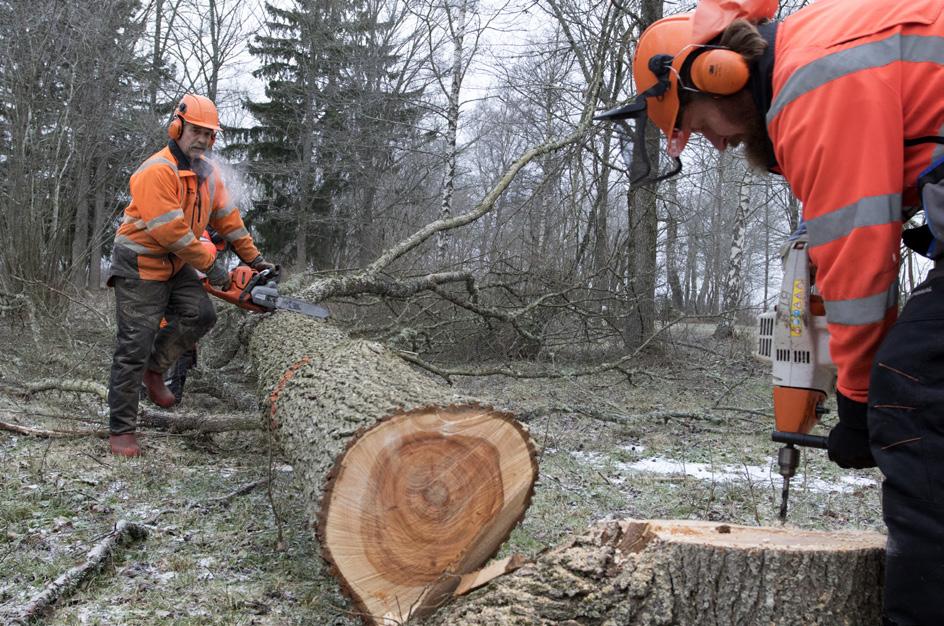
[
  {"xmin": 9, "ymin": 520, "xmax": 148, "ymax": 624},
  {"xmin": 205, "ymin": 478, "xmax": 268, "ymax": 507}
]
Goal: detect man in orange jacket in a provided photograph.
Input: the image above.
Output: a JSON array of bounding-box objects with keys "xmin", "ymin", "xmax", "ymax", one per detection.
[
  {"xmin": 601, "ymin": 0, "xmax": 944, "ymax": 622},
  {"xmin": 107, "ymin": 94, "xmax": 274, "ymax": 458}
]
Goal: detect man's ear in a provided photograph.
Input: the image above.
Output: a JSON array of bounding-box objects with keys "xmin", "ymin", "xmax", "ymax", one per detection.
[{"xmin": 689, "ymin": 49, "xmax": 749, "ymax": 95}]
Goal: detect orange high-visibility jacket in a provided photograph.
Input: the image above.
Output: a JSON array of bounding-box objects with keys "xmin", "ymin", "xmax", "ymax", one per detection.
[
  {"xmin": 109, "ymin": 146, "xmax": 260, "ymax": 283},
  {"xmin": 767, "ymin": 0, "xmax": 944, "ymax": 402}
]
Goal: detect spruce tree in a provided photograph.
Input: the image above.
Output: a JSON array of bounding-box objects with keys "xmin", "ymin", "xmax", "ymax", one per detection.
[{"xmin": 228, "ymin": 0, "xmax": 425, "ymax": 270}]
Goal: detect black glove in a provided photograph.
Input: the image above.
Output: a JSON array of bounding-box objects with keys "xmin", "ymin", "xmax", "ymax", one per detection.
[
  {"xmin": 205, "ymin": 259, "xmax": 231, "ymax": 291},
  {"xmin": 827, "ymin": 391, "xmax": 877, "ymax": 469},
  {"xmin": 250, "ymin": 255, "xmax": 276, "ymax": 273}
]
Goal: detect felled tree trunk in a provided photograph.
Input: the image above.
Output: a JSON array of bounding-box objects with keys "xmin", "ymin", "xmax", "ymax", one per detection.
[
  {"xmin": 248, "ymin": 313, "xmax": 538, "ymax": 625},
  {"xmin": 425, "ymin": 519, "xmax": 886, "ymax": 626}
]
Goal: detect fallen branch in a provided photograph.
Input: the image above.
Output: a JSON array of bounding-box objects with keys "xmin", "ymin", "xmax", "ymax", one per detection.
[
  {"xmin": 10, "ymin": 520, "xmax": 148, "ymax": 624},
  {"xmin": 137, "ymin": 409, "xmax": 259, "ymax": 433},
  {"xmin": 0, "ymin": 408, "xmax": 260, "ymax": 440},
  {"xmin": 24, "ymin": 379, "xmax": 108, "ymax": 400},
  {"xmin": 0, "ymin": 420, "xmax": 105, "ymax": 439}
]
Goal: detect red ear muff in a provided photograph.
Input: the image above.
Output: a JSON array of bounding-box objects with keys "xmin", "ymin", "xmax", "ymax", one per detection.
[
  {"xmin": 689, "ymin": 49, "xmax": 749, "ymax": 95},
  {"xmin": 167, "ymin": 116, "xmax": 183, "ymax": 140}
]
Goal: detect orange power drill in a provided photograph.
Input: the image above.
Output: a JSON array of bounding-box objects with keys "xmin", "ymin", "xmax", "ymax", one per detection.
[{"xmin": 757, "ymin": 230, "xmax": 835, "ymax": 521}]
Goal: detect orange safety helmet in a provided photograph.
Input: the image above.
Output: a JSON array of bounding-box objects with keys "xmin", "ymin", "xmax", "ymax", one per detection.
[
  {"xmin": 167, "ymin": 94, "xmax": 221, "ymax": 144},
  {"xmin": 596, "ymin": 0, "xmax": 777, "ymax": 157}
]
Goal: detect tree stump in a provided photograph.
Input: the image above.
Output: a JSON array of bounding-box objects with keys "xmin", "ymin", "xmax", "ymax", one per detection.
[
  {"xmin": 425, "ymin": 519, "xmax": 886, "ymax": 626},
  {"xmin": 248, "ymin": 313, "xmax": 538, "ymax": 625}
]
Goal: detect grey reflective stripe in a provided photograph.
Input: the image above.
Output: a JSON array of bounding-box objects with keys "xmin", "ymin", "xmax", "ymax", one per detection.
[
  {"xmin": 133, "ymin": 156, "xmax": 178, "ymax": 177},
  {"xmin": 114, "ymin": 236, "xmax": 164, "ymax": 256},
  {"xmin": 223, "ymin": 227, "xmax": 249, "ymax": 241},
  {"xmin": 211, "ymin": 204, "xmax": 237, "ymax": 221},
  {"xmin": 806, "ymin": 194, "xmax": 902, "ymax": 247},
  {"xmin": 145, "ymin": 209, "xmax": 184, "ymax": 230},
  {"xmin": 769, "ymin": 35, "xmax": 944, "ymax": 124},
  {"xmin": 825, "ymin": 282, "xmax": 898, "ymax": 325},
  {"xmin": 122, "ymin": 215, "xmax": 147, "ymax": 230},
  {"xmin": 167, "ymin": 231, "xmax": 196, "ymax": 252}
]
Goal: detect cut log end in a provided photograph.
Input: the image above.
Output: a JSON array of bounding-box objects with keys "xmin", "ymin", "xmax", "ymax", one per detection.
[{"xmin": 317, "ymin": 404, "xmax": 538, "ymax": 625}]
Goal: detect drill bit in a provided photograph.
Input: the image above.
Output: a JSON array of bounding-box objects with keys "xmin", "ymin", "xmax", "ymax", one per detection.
[
  {"xmin": 776, "ymin": 444, "xmax": 800, "ymax": 523},
  {"xmin": 779, "ymin": 475, "xmax": 791, "ymax": 521}
]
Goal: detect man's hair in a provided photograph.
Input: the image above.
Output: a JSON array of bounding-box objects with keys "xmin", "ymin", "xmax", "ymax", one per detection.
[{"xmin": 718, "ymin": 19, "xmax": 767, "ymax": 63}]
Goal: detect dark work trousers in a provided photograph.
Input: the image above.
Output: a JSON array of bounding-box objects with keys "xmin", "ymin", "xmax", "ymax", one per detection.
[
  {"xmin": 107, "ymin": 266, "xmax": 217, "ymax": 434},
  {"xmin": 869, "ymin": 268, "xmax": 944, "ymax": 626}
]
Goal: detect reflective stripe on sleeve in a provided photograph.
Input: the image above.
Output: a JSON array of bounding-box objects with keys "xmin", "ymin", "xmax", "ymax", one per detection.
[
  {"xmin": 223, "ymin": 227, "xmax": 249, "ymax": 242},
  {"xmin": 211, "ymin": 204, "xmax": 237, "ymax": 221},
  {"xmin": 806, "ymin": 194, "xmax": 902, "ymax": 247},
  {"xmin": 824, "ymin": 281, "xmax": 898, "ymax": 325},
  {"xmin": 145, "ymin": 209, "xmax": 185, "ymax": 231},
  {"xmin": 121, "ymin": 215, "xmax": 147, "ymax": 230},
  {"xmin": 768, "ymin": 35, "xmax": 944, "ymax": 124},
  {"xmin": 167, "ymin": 231, "xmax": 197, "ymax": 252},
  {"xmin": 114, "ymin": 236, "xmax": 164, "ymax": 256}
]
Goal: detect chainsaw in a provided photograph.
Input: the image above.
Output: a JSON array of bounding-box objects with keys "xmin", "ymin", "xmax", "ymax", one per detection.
[
  {"xmin": 756, "ymin": 229, "xmax": 836, "ymax": 521},
  {"xmin": 203, "ymin": 265, "xmax": 330, "ymax": 320}
]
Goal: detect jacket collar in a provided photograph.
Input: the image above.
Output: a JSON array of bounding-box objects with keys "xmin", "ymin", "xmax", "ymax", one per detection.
[
  {"xmin": 168, "ymin": 139, "xmax": 211, "ymax": 183},
  {"xmin": 748, "ymin": 21, "xmax": 780, "ymax": 173}
]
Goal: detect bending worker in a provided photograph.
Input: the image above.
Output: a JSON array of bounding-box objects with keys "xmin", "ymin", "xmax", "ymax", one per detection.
[
  {"xmin": 106, "ymin": 94, "xmax": 275, "ymax": 458},
  {"xmin": 596, "ymin": 0, "xmax": 944, "ymax": 623}
]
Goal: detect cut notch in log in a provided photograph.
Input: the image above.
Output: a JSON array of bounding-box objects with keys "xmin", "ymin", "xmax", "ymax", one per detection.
[{"xmin": 317, "ymin": 404, "xmax": 538, "ymax": 625}]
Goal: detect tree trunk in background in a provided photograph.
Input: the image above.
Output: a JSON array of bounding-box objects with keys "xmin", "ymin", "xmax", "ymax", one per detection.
[
  {"xmin": 714, "ymin": 174, "xmax": 750, "ymax": 338},
  {"xmin": 437, "ymin": 0, "xmax": 469, "ymax": 262},
  {"xmin": 248, "ymin": 313, "xmax": 537, "ymax": 625},
  {"xmin": 663, "ymin": 178, "xmax": 684, "ymax": 312},
  {"xmin": 71, "ymin": 162, "xmax": 90, "ymax": 289},
  {"xmin": 424, "ymin": 519, "xmax": 886, "ymax": 626},
  {"xmin": 89, "ymin": 182, "xmax": 106, "ymax": 290},
  {"xmin": 621, "ymin": 0, "xmax": 662, "ymax": 349}
]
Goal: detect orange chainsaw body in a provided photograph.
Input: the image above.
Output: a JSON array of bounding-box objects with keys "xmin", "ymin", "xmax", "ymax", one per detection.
[{"xmin": 202, "ymin": 265, "xmax": 268, "ymax": 313}]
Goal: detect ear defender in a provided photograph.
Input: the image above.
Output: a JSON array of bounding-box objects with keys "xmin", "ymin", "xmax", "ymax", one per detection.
[
  {"xmin": 689, "ymin": 49, "xmax": 750, "ymax": 95},
  {"xmin": 167, "ymin": 116, "xmax": 183, "ymax": 140}
]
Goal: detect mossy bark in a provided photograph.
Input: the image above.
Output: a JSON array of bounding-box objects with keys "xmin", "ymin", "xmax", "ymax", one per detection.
[
  {"xmin": 249, "ymin": 312, "xmax": 470, "ymax": 531},
  {"xmin": 248, "ymin": 312, "xmax": 537, "ymax": 624}
]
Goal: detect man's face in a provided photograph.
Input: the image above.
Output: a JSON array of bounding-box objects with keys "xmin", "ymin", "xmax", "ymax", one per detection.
[
  {"xmin": 177, "ymin": 122, "xmax": 214, "ymax": 161},
  {"xmin": 677, "ymin": 91, "xmax": 771, "ymax": 170}
]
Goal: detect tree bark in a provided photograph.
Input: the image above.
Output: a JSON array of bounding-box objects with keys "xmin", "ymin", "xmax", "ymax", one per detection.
[
  {"xmin": 248, "ymin": 313, "xmax": 538, "ymax": 625},
  {"xmin": 425, "ymin": 518, "xmax": 886, "ymax": 626}
]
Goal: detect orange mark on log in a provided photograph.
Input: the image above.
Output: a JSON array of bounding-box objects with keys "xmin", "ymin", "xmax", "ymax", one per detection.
[
  {"xmin": 363, "ymin": 432, "xmax": 504, "ymax": 584},
  {"xmin": 267, "ymin": 356, "xmax": 312, "ymax": 429}
]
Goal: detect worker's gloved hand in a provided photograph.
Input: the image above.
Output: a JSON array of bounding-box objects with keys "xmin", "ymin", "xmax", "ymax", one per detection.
[
  {"xmin": 827, "ymin": 392, "xmax": 877, "ymax": 469},
  {"xmin": 205, "ymin": 259, "xmax": 231, "ymax": 291},
  {"xmin": 250, "ymin": 255, "xmax": 276, "ymax": 273}
]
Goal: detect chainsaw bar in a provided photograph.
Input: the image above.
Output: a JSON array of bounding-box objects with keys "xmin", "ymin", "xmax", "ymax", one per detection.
[{"xmin": 251, "ymin": 283, "xmax": 330, "ymax": 320}]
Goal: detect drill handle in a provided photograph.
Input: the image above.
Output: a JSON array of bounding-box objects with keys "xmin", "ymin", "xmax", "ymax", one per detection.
[{"xmin": 772, "ymin": 431, "xmax": 828, "ymax": 449}]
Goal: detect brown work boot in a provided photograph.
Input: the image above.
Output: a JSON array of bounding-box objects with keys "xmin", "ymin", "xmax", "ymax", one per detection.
[
  {"xmin": 142, "ymin": 369, "xmax": 175, "ymax": 408},
  {"xmin": 109, "ymin": 433, "xmax": 142, "ymax": 457}
]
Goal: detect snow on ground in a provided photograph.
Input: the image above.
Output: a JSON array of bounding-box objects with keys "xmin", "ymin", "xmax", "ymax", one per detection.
[{"xmin": 568, "ymin": 450, "xmax": 877, "ymax": 495}]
